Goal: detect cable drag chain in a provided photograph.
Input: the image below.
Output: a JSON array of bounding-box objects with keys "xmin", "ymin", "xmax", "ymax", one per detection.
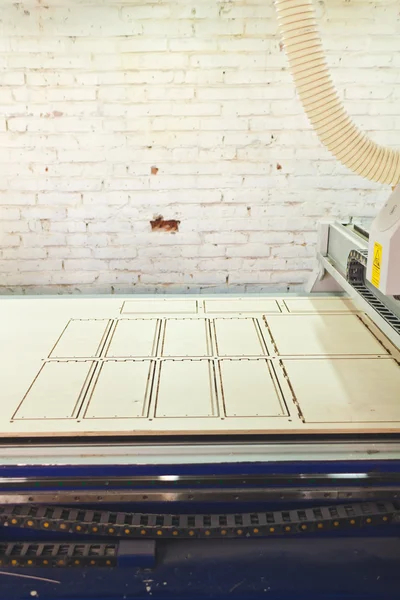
[
  {"xmin": 0, "ymin": 501, "xmax": 398, "ymax": 539},
  {"xmin": 0, "ymin": 540, "xmax": 118, "ymax": 568},
  {"xmin": 347, "ymin": 249, "xmax": 400, "ymax": 334}
]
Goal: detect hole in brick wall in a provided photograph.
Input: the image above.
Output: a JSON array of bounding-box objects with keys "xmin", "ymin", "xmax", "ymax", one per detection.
[
  {"xmin": 151, "ymin": 166, "xmax": 159, "ymax": 175},
  {"xmin": 276, "ymin": 163, "xmax": 282, "ymax": 171},
  {"xmin": 150, "ymin": 216, "xmax": 180, "ymax": 233}
]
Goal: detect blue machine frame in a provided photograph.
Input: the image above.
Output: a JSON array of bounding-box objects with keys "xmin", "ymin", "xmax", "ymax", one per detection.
[{"xmin": 1, "ymin": 444, "xmax": 400, "ymax": 600}]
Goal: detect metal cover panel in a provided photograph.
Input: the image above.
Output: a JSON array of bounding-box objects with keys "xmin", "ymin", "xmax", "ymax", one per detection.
[
  {"xmin": 204, "ymin": 299, "xmax": 281, "ymax": 313},
  {"xmin": 84, "ymin": 361, "xmax": 152, "ymax": 419},
  {"xmin": 283, "ymin": 358, "xmax": 400, "ymax": 422},
  {"xmin": 219, "ymin": 360, "xmax": 287, "ymax": 417},
  {"xmin": 161, "ymin": 319, "xmax": 210, "ymax": 357},
  {"xmin": 50, "ymin": 320, "xmax": 109, "ymax": 358},
  {"xmin": 14, "ymin": 361, "xmax": 92, "ymax": 420},
  {"xmin": 214, "ymin": 318, "xmax": 267, "ymax": 356},
  {"xmin": 106, "ymin": 320, "xmax": 158, "ymax": 357},
  {"xmin": 266, "ymin": 314, "xmax": 387, "ymax": 356},
  {"xmin": 121, "ymin": 300, "xmax": 197, "ymax": 314},
  {"xmin": 284, "ymin": 298, "xmax": 356, "ymax": 313},
  {"xmin": 155, "ymin": 360, "xmax": 217, "ymax": 417}
]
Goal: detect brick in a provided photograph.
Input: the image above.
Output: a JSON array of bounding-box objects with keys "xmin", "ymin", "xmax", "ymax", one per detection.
[
  {"xmin": 37, "ymin": 193, "xmax": 81, "ymax": 206},
  {"xmin": 1, "ymin": 247, "xmax": 46, "ymax": 260},
  {"xmin": 63, "ymin": 259, "xmax": 108, "ymax": 271},
  {"xmin": 226, "ymin": 244, "xmax": 271, "ymax": 258},
  {"xmin": 204, "ymin": 233, "xmax": 248, "ymax": 245},
  {"xmin": 22, "ymin": 233, "xmax": 67, "ymax": 247},
  {"xmin": 0, "ymin": 72, "xmax": 24, "ymax": 85},
  {"xmin": 0, "ymin": 234, "xmax": 21, "ymax": 247},
  {"xmin": 0, "ymin": 221, "xmax": 29, "ymax": 233},
  {"xmin": 50, "ymin": 222, "xmax": 87, "ymax": 233},
  {"xmin": 47, "ymin": 247, "xmax": 92, "ymax": 259}
]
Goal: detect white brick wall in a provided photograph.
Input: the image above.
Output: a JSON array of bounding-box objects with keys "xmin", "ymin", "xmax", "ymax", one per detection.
[{"xmin": 0, "ymin": 0, "xmax": 399, "ymax": 293}]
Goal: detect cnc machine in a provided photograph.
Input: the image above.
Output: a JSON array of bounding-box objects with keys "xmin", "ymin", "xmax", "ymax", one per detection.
[{"xmin": 1, "ymin": 1, "xmax": 400, "ymax": 599}]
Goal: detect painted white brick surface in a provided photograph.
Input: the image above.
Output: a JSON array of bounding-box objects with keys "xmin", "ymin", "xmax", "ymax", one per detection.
[{"xmin": 0, "ymin": 0, "xmax": 399, "ymax": 293}]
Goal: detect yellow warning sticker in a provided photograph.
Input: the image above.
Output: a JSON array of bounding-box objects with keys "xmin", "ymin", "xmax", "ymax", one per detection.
[{"xmin": 371, "ymin": 242, "xmax": 382, "ymax": 288}]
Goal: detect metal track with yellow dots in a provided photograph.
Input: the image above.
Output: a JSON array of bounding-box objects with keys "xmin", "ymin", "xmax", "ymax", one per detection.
[{"xmin": 1, "ymin": 501, "xmax": 399, "ymax": 540}]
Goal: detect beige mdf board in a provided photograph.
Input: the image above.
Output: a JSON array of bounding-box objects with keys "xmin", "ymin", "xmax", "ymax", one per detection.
[
  {"xmin": 161, "ymin": 319, "xmax": 211, "ymax": 357},
  {"xmin": 106, "ymin": 319, "xmax": 159, "ymax": 357},
  {"xmin": 214, "ymin": 318, "xmax": 267, "ymax": 356},
  {"xmin": 50, "ymin": 319, "xmax": 110, "ymax": 358},
  {"xmin": 204, "ymin": 298, "xmax": 281, "ymax": 314},
  {"xmin": 284, "ymin": 297, "xmax": 356, "ymax": 313},
  {"xmin": 84, "ymin": 361, "xmax": 153, "ymax": 419},
  {"xmin": 154, "ymin": 360, "xmax": 218, "ymax": 418},
  {"xmin": 14, "ymin": 361, "xmax": 92, "ymax": 420},
  {"xmin": 219, "ymin": 359, "xmax": 288, "ymax": 417},
  {"xmin": 2, "ymin": 293, "xmax": 400, "ymax": 437},
  {"xmin": 283, "ymin": 358, "xmax": 400, "ymax": 423},
  {"xmin": 266, "ymin": 314, "xmax": 388, "ymax": 356},
  {"xmin": 121, "ymin": 299, "xmax": 198, "ymax": 315}
]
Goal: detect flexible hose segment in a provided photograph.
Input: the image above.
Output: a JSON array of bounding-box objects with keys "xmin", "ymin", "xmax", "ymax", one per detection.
[{"xmin": 274, "ymin": 0, "xmax": 400, "ymax": 185}]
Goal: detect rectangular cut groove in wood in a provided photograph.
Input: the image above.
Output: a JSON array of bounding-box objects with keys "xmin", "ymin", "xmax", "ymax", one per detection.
[
  {"xmin": 50, "ymin": 319, "xmax": 110, "ymax": 358},
  {"xmin": 13, "ymin": 361, "xmax": 93, "ymax": 420},
  {"xmin": 154, "ymin": 360, "xmax": 218, "ymax": 418},
  {"xmin": 204, "ymin": 298, "xmax": 281, "ymax": 314},
  {"xmin": 121, "ymin": 299, "xmax": 198, "ymax": 315},
  {"xmin": 265, "ymin": 314, "xmax": 388, "ymax": 356},
  {"xmin": 161, "ymin": 319, "xmax": 211, "ymax": 357},
  {"xmin": 84, "ymin": 361, "xmax": 154, "ymax": 419},
  {"xmin": 106, "ymin": 319, "xmax": 159, "ymax": 357},
  {"xmin": 284, "ymin": 298, "xmax": 357, "ymax": 313},
  {"xmin": 213, "ymin": 318, "xmax": 268, "ymax": 356},
  {"xmin": 282, "ymin": 358, "xmax": 400, "ymax": 423},
  {"xmin": 219, "ymin": 359, "xmax": 288, "ymax": 417}
]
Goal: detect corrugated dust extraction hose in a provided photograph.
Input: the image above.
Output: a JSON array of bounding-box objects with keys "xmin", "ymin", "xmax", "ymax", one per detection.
[{"xmin": 274, "ymin": 0, "xmax": 400, "ymax": 185}]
